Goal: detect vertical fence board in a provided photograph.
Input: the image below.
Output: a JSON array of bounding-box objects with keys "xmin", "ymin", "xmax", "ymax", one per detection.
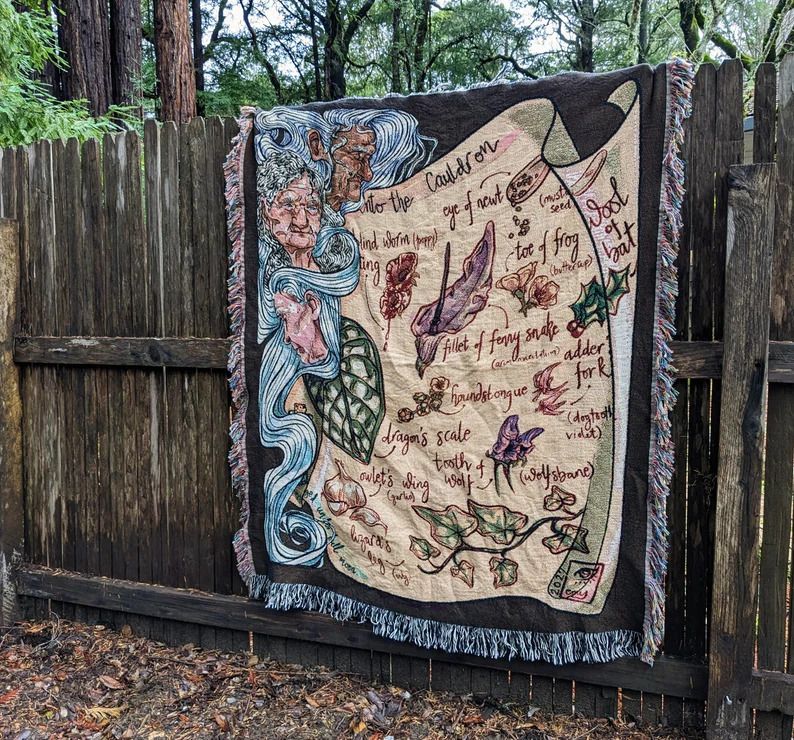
[
  {"xmin": 707, "ymin": 163, "xmax": 776, "ymax": 739},
  {"xmin": 0, "ymin": 219, "xmax": 22, "ymax": 626},
  {"xmin": 754, "ymin": 58, "xmax": 791, "ymax": 740},
  {"xmin": 685, "ymin": 62, "xmax": 718, "ymax": 662}
]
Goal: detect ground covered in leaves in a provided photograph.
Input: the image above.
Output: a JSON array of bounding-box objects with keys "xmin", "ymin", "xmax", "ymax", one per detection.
[{"xmin": 0, "ymin": 619, "xmax": 699, "ymax": 739}]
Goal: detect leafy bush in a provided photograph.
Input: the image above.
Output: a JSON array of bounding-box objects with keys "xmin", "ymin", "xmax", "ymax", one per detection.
[{"xmin": 0, "ymin": 1, "xmax": 122, "ymax": 147}]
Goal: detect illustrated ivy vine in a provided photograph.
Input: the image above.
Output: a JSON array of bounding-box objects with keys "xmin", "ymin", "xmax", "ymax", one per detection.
[{"xmin": 408, "ymin": 485, "xmax": 587, "ymax": 590}]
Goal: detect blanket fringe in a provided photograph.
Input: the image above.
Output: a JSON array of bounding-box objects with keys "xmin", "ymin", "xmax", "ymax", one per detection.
[
  {"xmin": 225, "ymin": 107, "xmax": 257, "ymax": 586},
  {"xmin": 249, "ymin": 574, "xmax": 642, "ymax": 665},
  {"xmin": 642, "ymin": 59, "xmax": 695, "ymax": 664}
]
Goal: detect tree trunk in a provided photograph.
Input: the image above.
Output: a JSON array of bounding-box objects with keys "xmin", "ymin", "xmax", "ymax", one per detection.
[
  {"xmin": 55, "ymin": 0, "xmax": 112, "ymax": 116},
  {"xmin": 413, "ymin": 0, "xmax": 430, "ymax": 92},
  {"xmin": 390, "ymin": 0, "xmax": 402, "ymax": 93},
  {"xmin": 109, "ymin": 0, "xmax": 142, "ymax": 111},
  {"xmin": 308, "ymin": 0, "xmax": 322, "ymax": 99},
  {"xmin": 637, "ymin": 0, "xmax": 649, "ymax": 63},
  {"xmin": 323, "ymin": 0, "xmax": 346, "ymax": 99},
  {"xmin": 191, "ymin": 0, "xmax": 205, "ymax": 114},
  {"xmin": 574, "ymin": 0, "xmax": 595, "ymax": 72},
  {"xmin": 679, "ymin": 0, "xmax": 701, "ymax": 56},
  {"xmin": 154, "ymin": 0, "xmax": 197, "ymax": 123}
]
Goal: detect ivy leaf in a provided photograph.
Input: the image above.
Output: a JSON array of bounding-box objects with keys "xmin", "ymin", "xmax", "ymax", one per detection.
[
  {"xmin": 304, "ymin": 317, "xmax": 385, "ymax": 464},
  {"xmin": 605, "ymin": 266, "xmax": 631, "ymax": 315},
  {"xmin": 542, "ymin": 524, "xmax": 590, "ymax": 555},
  {"xmin": 413, "ymin": 505, "xmax": 478, "ymax": 550},
  {"xmin": 409, "ymin": 536, "xmax": 441, "ymax": 561},
  {"xmin": 543, "ymin": 485, "xmax": 577, "ymax": 513},
  {"xmin": 450, "ymin": 559, "xmax": 475, "ymax": 588},
  {"xmin": 467, "ymin": 500, "xmax": 528, "ymax": 545},
  {"xmin": 489, "ymin": 556, "xmax": 519, "ymax": 588}
]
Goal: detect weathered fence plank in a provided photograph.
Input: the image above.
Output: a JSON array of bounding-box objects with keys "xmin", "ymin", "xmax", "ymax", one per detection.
[
  {"xmin": 754, "ymin": 56, "xmax": 792, "ymax": 740},
  {"xmin": 0, "ymin": 219, "xmax": 22, "ymax": 626},
  {"xmin": 706, "ymin": 163, "xmax": 777, "ymax": 738}
]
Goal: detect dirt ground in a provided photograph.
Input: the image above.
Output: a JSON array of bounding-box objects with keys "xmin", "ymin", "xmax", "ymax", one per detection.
[{"xmin": 0, "ymin": 619, "xmax": 700, "ymax": 739}]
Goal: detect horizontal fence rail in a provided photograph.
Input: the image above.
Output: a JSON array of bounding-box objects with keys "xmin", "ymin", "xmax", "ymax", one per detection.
[{"xmin": 11, "ymin": 336, "xmax": 794, "ymax": 382}]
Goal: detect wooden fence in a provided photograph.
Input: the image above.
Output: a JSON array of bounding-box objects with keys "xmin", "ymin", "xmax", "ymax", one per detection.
[{"xmin": 0, "ymin": 57, "xmax": 793, "ymax": 738}]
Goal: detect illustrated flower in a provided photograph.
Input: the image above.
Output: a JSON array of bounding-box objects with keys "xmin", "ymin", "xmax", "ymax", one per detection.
[
  {"xmin": 381, "ymin": 253, "xmax": 419, "ymax": 350},
  {"xmin": 397, "ymin": 407, "xmax": 414, "ymax": 423},
  {"xmin": 386, "ymin": 252, "xmax": 419, "ymax": 293},
  {"xmin": 413, "ymin": 391, "xmax": 429, "ymax": 404},
  {"xmin": 416, "ymin": 400, "xmax": 431, "ymax": 416},
  {"xmin": 496, "ymin": 262, "xmax": 536, "ymax": 295},
  {"xmin": 429, "ymin": 376, "xmax": 450, "ymax": 393},
  {"xmin": 497, "ymin": 263, "xmax": 558, "ymax": 316},
  {"xmin": 429, "ymin": 396, "xmax": 443, "ymax": 412},
  {"xmin": 487, "ymin": 415, "xmax": 543, "ymax": 494},
  {"xmin": 321, "ymin": 459, "xmax": 366, "ymax": 516},
  {"xmin": 533, "ymin": 363, "xmax": 568, "ymax": 416},
  {"xmin": 526, "ymin": 275, "xmax": 559, "ymax": 310},
  {"xmin": 380, "ymin": 288, "xmax": 411, "ymax": 321}
]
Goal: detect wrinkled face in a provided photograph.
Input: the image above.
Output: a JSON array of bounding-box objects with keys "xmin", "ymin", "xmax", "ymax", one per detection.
[
  {"xmin": 274, "ymin": 291, "xmax": 328, "ymax": 365},
  {"xmin": 329, "ymin": 126, "xmax": 376, "ymax": 207},
  {"xmin": 262, "ymin": 173, "xmax": 322, "ymax": 252}
]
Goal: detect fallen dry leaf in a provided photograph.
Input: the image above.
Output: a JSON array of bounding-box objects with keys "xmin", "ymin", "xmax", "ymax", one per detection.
[
  {"xmin": 214, "ymin": 713, "xmax": 231, "ymax": 731},
  {"xmin": 0, "ymin": 688, "xmax": 19, "ymax": 704},
  {"xmin": 98, "ymin": 675, "xmax": 125, "ymax": 690}
]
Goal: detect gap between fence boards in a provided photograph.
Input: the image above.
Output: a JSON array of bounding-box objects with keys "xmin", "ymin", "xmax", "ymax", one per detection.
[{"xmin": 11, "ymin": 336, "xmax": 794, "ymax": 382}]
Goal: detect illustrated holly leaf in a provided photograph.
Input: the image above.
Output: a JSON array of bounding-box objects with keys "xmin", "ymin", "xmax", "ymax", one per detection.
[
  {"xmin": 570, "ymin": 277, "xmax": 607, "ymax": 329},
  {"xmin": 605, "ymin": 266, "xmax": 631, "ymax": 315},
  {"xmin": 450, "ymin": 559, "xmax": 475, "ymax": 588},
  {"xmin": 489, "ymin": 556, "xmax": 519, "ymax": 588},
  {"xmin": 304, "ymin": 317, "xmax": 385, "ymax": 464},
  {"xmin": 542, "ymin": 524, "xmax": 590, "ymax": 555},
  {"xmin": 467, "ymin": 500, "xmax": 528, "ymax": 545},
  {"xmin": 413, "ymin": 504, "xmax": 478, "ymax": 549},
  {"xmin": 543, "ymin": 485, "xmax": 577, "ymax": 513},
  {"xmin": 409, "ymin": 536, "xmax": 441, "ymax": 561}
]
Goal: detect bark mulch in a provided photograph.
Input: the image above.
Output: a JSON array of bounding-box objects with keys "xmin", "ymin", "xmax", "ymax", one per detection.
[{"xmin": 0, "ymin": 618, "xmax": 701, "ymax": 739}]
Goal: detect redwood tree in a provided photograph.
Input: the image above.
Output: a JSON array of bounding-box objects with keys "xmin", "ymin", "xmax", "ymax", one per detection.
[
  {"xmin": 154, "ymin": 0, "xmax": 197, "ymax": 123},
  {"xmin": 110, "ymin": 0, "xmax": 142, "ymax": 108},
  {"xmin": 56, "ymin": 0, "xmax": 113, "ymax": 116}
]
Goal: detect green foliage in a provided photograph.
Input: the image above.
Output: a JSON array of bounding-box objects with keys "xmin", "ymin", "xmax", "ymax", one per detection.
[{"xmin": 0, "ymin": 0, "xmax": 121, "ymax": 147}]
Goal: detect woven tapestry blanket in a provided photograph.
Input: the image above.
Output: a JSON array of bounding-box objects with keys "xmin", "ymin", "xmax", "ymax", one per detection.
[{"xmin": 225, "ymin": 61, "xmax": 694, "ymax": 665}]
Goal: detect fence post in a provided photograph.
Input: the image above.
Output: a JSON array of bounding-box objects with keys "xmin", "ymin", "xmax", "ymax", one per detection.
[
  {"xmin": 706, "ymin": 163, "xmax": 777, "ymax": 738},
  {"xmin": 0, "ymin": 218, "xmax": 22, "ymax": 626}
]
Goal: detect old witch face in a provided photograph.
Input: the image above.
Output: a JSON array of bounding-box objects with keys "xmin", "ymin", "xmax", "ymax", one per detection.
[
  {"xmin": 328, "ymin": 126, "xmax": 376, "ymax": 209},
  {"xmin": 274, "ymin": 290, "xmax": 328, "ymax": 365},
  {"xmin": 262, "ymin": 173, "xmax": 323, "ymax": 255}
]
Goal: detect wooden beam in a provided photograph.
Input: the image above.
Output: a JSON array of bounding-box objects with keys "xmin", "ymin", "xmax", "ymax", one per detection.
[
  {"xmin": 0, "ymin": 219, "xmax": 23, "ymax": 627},
  {"xmin": 13, "ymin": 335, "xmax": 230, "ymax": 369},
  {"xmin": 707, "ymin": 164, "xmax": 777, "ymax": 738},
  {"xmin": 15, "ymin": 565, "xmax": 708, "ymax": 700},
  {"xmin": 13, "ymin": 335, "xmax": 794, "ymax": 382},
  {"xmin": 749, "ymin": 670, "xmax": 794, "ymax": 715}
]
